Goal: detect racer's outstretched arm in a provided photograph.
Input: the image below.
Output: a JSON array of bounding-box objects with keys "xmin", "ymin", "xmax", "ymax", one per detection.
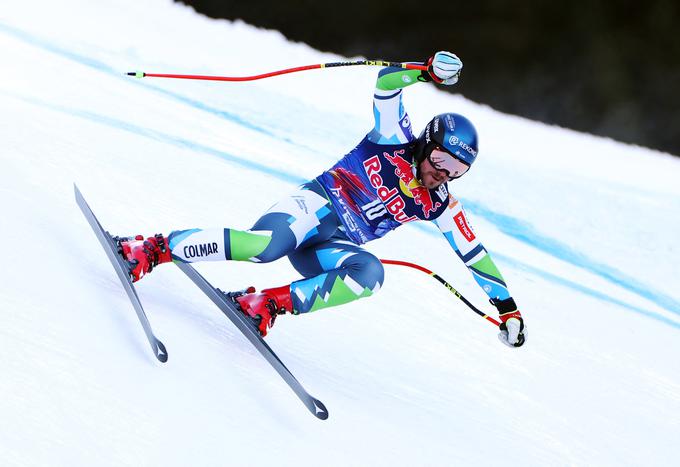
[
  {"xmin": 367, "ymin": 66, "xmax": 422, "ymax": 144},
  {"xmin": 368, "ymin": 51, "xmax": 462, "ymax": 144},
  {"xmin": 433, "ymin": 196, "xmax": 510, "ymax": 302},
  {"xmin": 433, "ymin": 195, "xmax": 527, "ymax": 347}
]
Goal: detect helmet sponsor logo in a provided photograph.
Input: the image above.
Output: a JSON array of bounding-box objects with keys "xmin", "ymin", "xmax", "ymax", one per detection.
[
  {"xmin": 445, "ymin": 114, "xmax": 455, "ymax": 130},
  {"xmin": 454, "ymin": 212, "xmax": 476, "ymax": 242},
  {"xmin": 458, "ymin": 141, "xmax": 477, "ymax": 156},
  {"xmin": 382, "ymin": 150, "xmax": 442, "ymax": 218},
  {"xmin": 448, "ymin": 136, "xmax": 477, "ymax": 157},
  {"xmin": 401, "ymin": 116, "xmax": 410, "ymax": 128},
  {"xmin": 433, "ymin": 117, "xmax": 440, "ymax": 133}
]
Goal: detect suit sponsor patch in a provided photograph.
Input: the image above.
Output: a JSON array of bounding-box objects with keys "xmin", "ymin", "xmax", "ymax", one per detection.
[
  {"xmin": 448, "ymin": 194, "xmax": 459, "ymax": 209},
  {"xmin": 183, "ymin": 242, "xmax": 219, "ymax": 258},
  {"xmin": 454, "ymin": 212, "xmax": 475, "ymax": 242}
]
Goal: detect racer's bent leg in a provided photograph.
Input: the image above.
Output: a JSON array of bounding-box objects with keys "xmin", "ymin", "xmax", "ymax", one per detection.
[
  {"xmin": 287, "ymin": 234, "xmax": 384, "ymax": 314},
  {"xmin": 167, "ymin": 181, "xmax": 339, "ymax": 264}
]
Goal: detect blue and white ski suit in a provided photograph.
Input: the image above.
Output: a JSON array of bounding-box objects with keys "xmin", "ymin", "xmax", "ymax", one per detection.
[{"xmin": 168, "ymin": 66, "xmax": 512, "ymax": 313}]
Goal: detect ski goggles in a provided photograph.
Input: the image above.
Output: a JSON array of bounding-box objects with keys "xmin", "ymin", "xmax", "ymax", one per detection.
[{"xmin": 428, "ymin": 146, "xmax": 470, "ymax": 180}]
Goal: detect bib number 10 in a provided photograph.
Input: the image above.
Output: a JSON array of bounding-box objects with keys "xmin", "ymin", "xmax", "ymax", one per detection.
[{"xmin": 361, "ymin": 199, "xmax": 387, "ymax": 220}]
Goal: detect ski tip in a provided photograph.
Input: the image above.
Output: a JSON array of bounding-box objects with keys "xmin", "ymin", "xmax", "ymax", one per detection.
[
  {"xmin": 155, "ymin": 340, "xmax": 168, "ymax": 363},
  {"xmin": 311, "ymin": 398, "xmax": 329, "ymax": 420},
  {"xmin": 74, "ymin": 184, "xmax": 88, "ymax": 208}
]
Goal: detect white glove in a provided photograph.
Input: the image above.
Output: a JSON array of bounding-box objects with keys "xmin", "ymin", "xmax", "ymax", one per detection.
[
  {"xmin": 492, "ymin": 298, "xmax": 527, "ymax": 348},
  {"xmin": 427, "ymin": 51, "xmax": 463, "ymax": 85},
  {"xmin": 498, "ymin": 315, "xmax": 527, "ymax": 348}
]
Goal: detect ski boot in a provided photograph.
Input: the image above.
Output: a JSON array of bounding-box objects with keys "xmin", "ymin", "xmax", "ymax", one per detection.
[
  {"xmin": 117, "ymin": 234, "xmax": 172, "ymax": 282},
  {"xmin": 234, "ymin": 285, "xmax": 294, "ymax": 336}
]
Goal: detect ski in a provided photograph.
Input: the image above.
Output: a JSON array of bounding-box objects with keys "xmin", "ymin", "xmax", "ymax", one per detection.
[
  {"xmin": 74, "ymin": 184, "xmax": 168, "ymax": 363},
  {"xmin": 175, "ymin": 261, "xmax": 329, "ymax": 420}
]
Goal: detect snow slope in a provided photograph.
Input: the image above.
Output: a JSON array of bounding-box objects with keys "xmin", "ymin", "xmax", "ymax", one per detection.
[{"xmin": 1, "ymin": 1, "xmax": 679, "ymax": 465}]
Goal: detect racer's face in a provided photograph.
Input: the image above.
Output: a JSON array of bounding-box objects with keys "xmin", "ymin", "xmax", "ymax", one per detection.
[{"xmin": 418, "ymin": 157, "xmax": 449, "ymax": 189}]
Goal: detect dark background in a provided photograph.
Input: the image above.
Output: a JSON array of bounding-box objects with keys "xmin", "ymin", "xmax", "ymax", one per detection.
[{"xmin": 178, "ymin": 0, "xmax": 679, "ymax": 156}]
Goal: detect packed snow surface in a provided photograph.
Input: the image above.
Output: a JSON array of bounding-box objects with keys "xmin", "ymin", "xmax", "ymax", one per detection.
[{"xmin": 1, "ymin": 1, "xmax": 679, "ymax": 465}]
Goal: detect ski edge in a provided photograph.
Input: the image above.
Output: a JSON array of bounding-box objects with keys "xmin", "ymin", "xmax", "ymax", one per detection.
[
  {"xmin": 175, "ymin": 261, "xmax": 328, "ymax": 420},
  {"xmin": 74, "ymin": 184, "xmax": 168, "ymax": 363}
]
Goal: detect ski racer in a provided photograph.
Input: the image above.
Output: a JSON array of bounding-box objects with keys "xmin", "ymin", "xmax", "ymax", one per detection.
[{"xmin": 120, "ymin": 51, "xmax": 526, "ymax": 347}]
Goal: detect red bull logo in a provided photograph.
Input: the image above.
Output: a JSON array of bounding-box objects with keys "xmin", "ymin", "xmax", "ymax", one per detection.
[
  {"xmin": 383, "ymin": 150, "xmax": 442, "ymax": 218},
  {"xmin": 363, "ymin": 155, "xmax": 418, "ymax": 224}
]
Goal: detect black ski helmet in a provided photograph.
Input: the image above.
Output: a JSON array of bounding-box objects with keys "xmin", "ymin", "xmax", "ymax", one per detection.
[{"xmin": 414, "ymin": 113, "xmax": 479, "ymax": 174}]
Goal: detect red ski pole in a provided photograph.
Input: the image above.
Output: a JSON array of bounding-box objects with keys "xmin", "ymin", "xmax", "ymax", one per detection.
[
  {"xmin": 380, "ymin": 259, "xmax": 501, "ymax": 326},
  {"xmin": 127, "ymin": 60, "xmax": 428, "ymax": 82}
]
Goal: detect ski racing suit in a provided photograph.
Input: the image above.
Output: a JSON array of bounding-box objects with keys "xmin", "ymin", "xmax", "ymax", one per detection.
[{"xmin": 167, "ymin": 66, "xmax": 512, "ymax": 314}]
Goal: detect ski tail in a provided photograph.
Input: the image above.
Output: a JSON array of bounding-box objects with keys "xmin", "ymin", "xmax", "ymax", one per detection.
[
  {"xmin": 74, "ymin": 184, "xmax": 168, "ymax": 362},
  {"xmin": 175, "ymin": 261, "xmax": 328, "ymax": 420}
]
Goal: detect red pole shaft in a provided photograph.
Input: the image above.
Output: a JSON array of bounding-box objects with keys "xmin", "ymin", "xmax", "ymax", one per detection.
[
  {"xmin": 141, "ymin": 64, "xmax": 323, "ymax": 82},
  {"xmin": 128, "ymin": 61, "xmax": 428, "ymax": 82},
  {"xmin": 380, "ymin": 259, "xmax": 501, "ymax": 326}
]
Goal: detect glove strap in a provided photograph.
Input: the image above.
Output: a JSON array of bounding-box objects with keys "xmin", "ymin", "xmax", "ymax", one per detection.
[
  {"xmin": 491, "ymin": 297, "xmax": 522, "ymax": 325},
  {"xmin": 498, "ymin": 311, "xmax": 522, "ymax": 324},
  {"xmin": 426, "ymin": 57, "xmax": 444, "ymax": 84},
  {"xmin": 490, "ymin": 297, "xmax": 517, "ymax": 314}
]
